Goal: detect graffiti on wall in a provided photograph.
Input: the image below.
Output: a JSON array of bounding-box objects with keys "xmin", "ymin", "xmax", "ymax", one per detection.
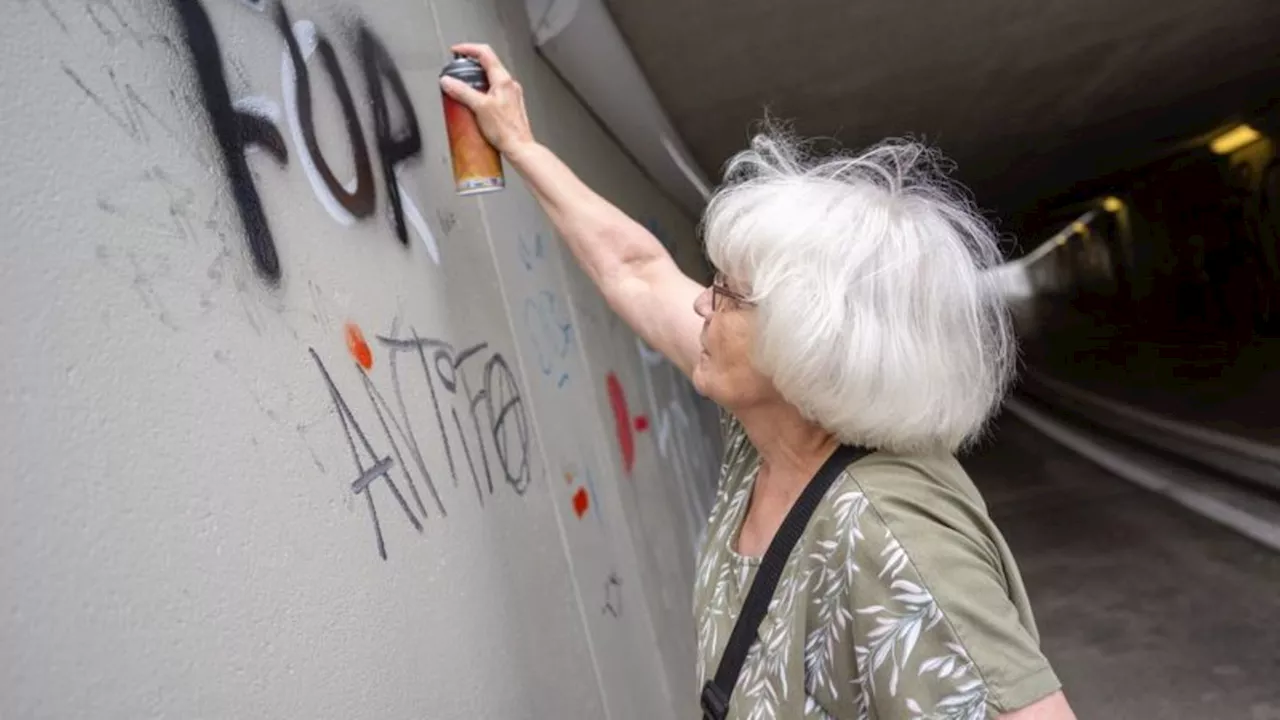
[
  {"xmin": 517, "ymin": 231, "xmax": 576, "ymax": 389},
  {"xmin": 601, "ymin": 571, "xmax": 623, "ymax": 618},
  {"xmin": 562, "ymin": 464, "xmax": 594, "ymax": 521},
  {"xmin": 311, "ymin": 320, "xmax": 534, "ymax": 559},
  {"xmin": 39, "ymin": 0, "xmax": 717, "ymax": 560},
  {"xmin": 605, "ymin": 372, "xmax": 651, "ymax": 476},
  {"xmin": 633, "ymin": 339, "xmax": 717, "ymax": 547},
  {"xmin": 172, "ymin": 0, "xmax": 438, "ymax": 284}
]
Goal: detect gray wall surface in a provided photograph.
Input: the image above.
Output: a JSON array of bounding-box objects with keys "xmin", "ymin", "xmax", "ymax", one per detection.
[{"xmin": 1, "ymin": 1, "xmax": 720, "ymax": 718}]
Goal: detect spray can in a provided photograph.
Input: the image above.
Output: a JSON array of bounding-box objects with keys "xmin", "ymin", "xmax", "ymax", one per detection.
[{"xmin": 440, "ymin": 54, "xmax": 505, "ymax": 195}]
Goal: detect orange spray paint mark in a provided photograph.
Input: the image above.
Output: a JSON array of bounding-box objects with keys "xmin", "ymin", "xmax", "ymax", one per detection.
[
  {"xmin": 572, "ymin": 487, "xmax": 590, "ymax": 519},
  {"xmin": 345, "ymin": 323, "xmax": 373, "ymax": 370}
]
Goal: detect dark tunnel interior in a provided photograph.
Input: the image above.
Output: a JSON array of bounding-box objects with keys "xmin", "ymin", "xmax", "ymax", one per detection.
[
  {"xmin": 603, "ymin": 0, "xmax": 1280, "ymax": 714},
  {"xmin": 1013, "ymin": 116, "xmax": 1280, "ymax": 440}
]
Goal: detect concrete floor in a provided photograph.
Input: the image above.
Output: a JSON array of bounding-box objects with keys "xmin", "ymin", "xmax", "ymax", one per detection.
[{"xmin": 965, "ymin": 413, "xmax": 1280, "ymax": 720}]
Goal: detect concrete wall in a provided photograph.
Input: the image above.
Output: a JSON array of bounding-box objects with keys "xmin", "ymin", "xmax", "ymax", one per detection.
[{"xmin": 1, "ymin": 1, "xmax": 720, "ymax": 718}]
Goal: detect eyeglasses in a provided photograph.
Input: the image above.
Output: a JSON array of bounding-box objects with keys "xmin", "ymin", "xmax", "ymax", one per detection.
[{"xmin": 711, "ymin": 271, "xmax": 754, "ymax": 311}]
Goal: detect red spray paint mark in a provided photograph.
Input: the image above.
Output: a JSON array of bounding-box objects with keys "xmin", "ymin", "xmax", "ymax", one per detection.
[
  {"xmin": 606, "ymin": 372, "xmax": 635, "ymax": 474},
  {"xmin": 572, "ymin": 487, "xmax": 590, "ymax": 518},
  {"xmin": 345, "ymin": 323, "xmax": 373, "ymax": 370},
  {"xmin": 633, "ymin": 415, "xmax": 649, "ymax": 432}
]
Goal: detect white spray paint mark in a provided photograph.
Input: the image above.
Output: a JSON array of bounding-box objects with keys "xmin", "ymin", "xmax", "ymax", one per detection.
[
  {"xmin": 398, "ymin": 179, "xmax": 439, "ymax": 264},
  {"xmin": 635, "ymin": 337, "xmax": 713, "ymax": 556},
  {"xmin": 233, "ymin": 96, "xmax": 281, "ymax": 123},
  {"xmin": 233, "ymin": 96, "xmax": 281, "ymax": 158},
  {"xmin": 281, "ymin": 20, "xmax": 355, "ymax": 226}
]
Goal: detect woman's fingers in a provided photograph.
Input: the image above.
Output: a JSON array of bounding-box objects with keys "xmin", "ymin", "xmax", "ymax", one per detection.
[
  {"xmin": 439, "ymin": 75, "xmax": 486, "ymax": 107},
  {"xmin": 449, "ymin": 43, "xmax": 513, "ymax": 86},
  {"xmin": 440, "ymin": 43, "xmax": 534, "ymax": 153}
]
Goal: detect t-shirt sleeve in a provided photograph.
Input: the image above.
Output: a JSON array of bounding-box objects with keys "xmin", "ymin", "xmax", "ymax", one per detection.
[{"xmin": 844, "ymin": 463, "xmax": 1061, "ymax": 718}]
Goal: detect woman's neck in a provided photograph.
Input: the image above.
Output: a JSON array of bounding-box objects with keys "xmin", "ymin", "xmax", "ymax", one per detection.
[{"xmin": 736, "ymin": 399, "xmax": 839, "ymax": 496}]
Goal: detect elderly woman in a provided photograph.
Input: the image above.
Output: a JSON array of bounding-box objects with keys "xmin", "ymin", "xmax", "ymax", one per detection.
[{"xmin": 442, "ymin": 45, "xmax": 1077, "ymax": 720}]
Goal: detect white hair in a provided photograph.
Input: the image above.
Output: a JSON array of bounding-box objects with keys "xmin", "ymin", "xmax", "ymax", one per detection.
[{"xmin": 702, "ymin": 128, "xmax": 1016, "ymax": 454}]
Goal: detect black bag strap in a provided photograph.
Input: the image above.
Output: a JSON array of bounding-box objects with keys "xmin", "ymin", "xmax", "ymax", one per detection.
[{"xmin": 701, "ymin": 443, "xmax": 869, "ymax": 720}]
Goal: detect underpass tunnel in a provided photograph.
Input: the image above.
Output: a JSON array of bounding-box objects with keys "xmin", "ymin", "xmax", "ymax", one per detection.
[
  {"xmin": 544, "ymin": 0, "xmax": 1280, "ymax": 715},
  {"xmin": 979, "ymin": 116, "xmax": 1280, "ymax": 718},
  {"xmin": 1009, "ymin": 116, "xmax": 1280, "ymax": 430},
  {"xmin": 4, "ymin": 0, "xmax": 1278, "ymax": 716}
]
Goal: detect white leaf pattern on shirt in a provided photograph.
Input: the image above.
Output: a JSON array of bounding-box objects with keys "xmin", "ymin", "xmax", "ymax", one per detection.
[{"xmin": 692, "ymin": 430, "xmax": 999, "ymax": 720}]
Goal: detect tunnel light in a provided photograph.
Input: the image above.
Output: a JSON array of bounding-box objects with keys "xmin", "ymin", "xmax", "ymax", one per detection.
[
  {"xmin": 1102, "ymin": 196, "xmax": 1124, "ymax": 213},
  {"xmin": 1209, "ymin": 124, "xmax": 1262, "ymax": 155},
  {"xmin": 1021, "ymin": 209, "xmax": 1099, "ymax": 266}
]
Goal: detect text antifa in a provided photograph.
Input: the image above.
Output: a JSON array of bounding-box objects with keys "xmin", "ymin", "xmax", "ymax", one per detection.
[{"xmin": 312, "ymin": 329, "xmax": 532, "ymax": 561}]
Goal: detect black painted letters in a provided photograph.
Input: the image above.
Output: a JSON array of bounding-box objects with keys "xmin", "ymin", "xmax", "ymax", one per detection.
[{"xmin": 172, "ymin": 1, "xmax": 431, "ymax": 282}]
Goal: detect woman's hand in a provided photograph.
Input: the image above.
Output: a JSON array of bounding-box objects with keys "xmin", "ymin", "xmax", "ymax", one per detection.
[
  {"xmin": 438, "ymin": 44, "xmax": 704, "ymax": 378},
  {"xmin": 439, "ymin": 43, "xmax": 535, "ymax": 155}
]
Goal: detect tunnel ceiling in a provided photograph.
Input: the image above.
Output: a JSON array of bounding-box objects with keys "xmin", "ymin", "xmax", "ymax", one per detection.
[{"xmin": 604, "ymin": 0, "xmax": 1280, "ymax": 242}]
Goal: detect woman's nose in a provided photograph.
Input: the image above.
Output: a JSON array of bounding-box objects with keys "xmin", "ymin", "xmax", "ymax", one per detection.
[{"xmin": 694, "ymin": 286, "xmax": 713, "ymax": 318}]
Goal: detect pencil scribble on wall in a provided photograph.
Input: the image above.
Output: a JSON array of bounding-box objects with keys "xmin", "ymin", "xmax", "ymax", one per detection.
[
  {"xmin": 312, "ymin": 321, "xmax": 534, "ymax": 560},
  {"xmin": 602, "ymin": 571, "xmax": 623, "ymax": 618}
]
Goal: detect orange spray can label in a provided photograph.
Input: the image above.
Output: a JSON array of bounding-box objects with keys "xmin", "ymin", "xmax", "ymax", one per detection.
[{"xmin": 440, "ymin": 55, "xmax": 504, "ymax": 195}]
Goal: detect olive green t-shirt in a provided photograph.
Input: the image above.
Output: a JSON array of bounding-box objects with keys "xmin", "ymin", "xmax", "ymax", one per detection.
[{"xmin": 693, "ymin": 419, "xmax": 1060, "ymax": 719}]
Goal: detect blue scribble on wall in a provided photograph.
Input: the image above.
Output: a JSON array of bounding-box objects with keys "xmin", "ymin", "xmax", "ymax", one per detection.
[
  {"xmin": 516, "ymin": 231, "xmax": 575, "ymax": 388},
  {"xmin": 525, "ymin": 290, "xmax": 573, "ymax": 388}
]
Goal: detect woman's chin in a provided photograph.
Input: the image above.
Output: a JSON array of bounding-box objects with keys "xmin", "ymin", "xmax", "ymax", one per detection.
[
  {"xmin": 690, "ymin": 359, "xmax": 709, "ymax": 394},
  {"xmin": 690, "ymin": 360, "xmax": 719, "ymax": 402}
]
